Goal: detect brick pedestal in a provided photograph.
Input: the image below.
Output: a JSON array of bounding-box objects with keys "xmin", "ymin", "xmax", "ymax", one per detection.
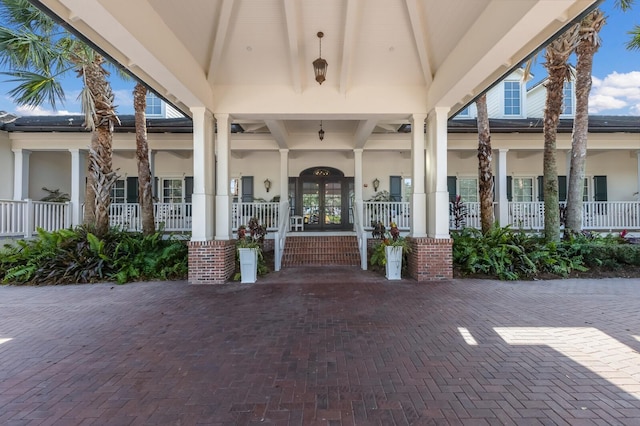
[
  {"xmin": 188, "ymin": 240, "xmax": 236, "ymax": 284},
  {"xmin": 407, "ymin": 237, "xmax": 453, "ymax": 281}
]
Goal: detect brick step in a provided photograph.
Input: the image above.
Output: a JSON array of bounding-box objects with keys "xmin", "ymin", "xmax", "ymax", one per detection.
[{"xmin": 282, "ymin": 235, "xmax": 361, "ymax": 267}]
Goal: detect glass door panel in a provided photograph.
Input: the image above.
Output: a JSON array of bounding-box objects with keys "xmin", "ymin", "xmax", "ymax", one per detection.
[
  {"xmin": 324, "ymin": 182, "xmax": 342, "ymax": 225},
  {"xmin": 302, "ymin": 182, "xmax": 320, "ymax": 226}
]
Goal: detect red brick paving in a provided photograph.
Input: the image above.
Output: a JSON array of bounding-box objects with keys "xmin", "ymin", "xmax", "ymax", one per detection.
[{"xmin": 1, "ymin": 270, "xmax": 640, "ymax": 424}]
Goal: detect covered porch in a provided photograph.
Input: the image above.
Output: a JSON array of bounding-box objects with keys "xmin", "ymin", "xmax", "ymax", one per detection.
[{"xmin": 29, "ymin": 0, "xmax": 599, "ymax": 283}]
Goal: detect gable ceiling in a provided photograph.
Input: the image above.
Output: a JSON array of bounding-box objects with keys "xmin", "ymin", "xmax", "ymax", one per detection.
[{"xmin": 34, "ymin": 0, "xmax": 598, "ymax": 146}]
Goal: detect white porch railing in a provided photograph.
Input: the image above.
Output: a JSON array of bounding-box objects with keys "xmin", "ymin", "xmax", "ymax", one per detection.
[
  {"xmin": 232, "ymin": 202, "xmax": 280, "ymax": 231},
  {"xmin": 362, "ymin": 201, "xmax": 411, "ymax": 230},
  {"xmin": 109, "ymin": 203, "xmax": 192, "ymax": 232},
  {"xmin": 4, "ymin": 199, "xmax": 640, "ymax": 239},
  {"xmin": 0, "ymin": 199, "xmax": 70, "ymax": 238},
  {"xmin": 353, "ymin": 201, "xmax": 368, "ymax": 270},
  {"xmin": 274, "ymin": 201, "xmax": 290, "ymax": 272}
]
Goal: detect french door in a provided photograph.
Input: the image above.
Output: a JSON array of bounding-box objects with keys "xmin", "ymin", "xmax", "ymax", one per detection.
[{"xmin": 301, "ymin": 178, "xmax": 347, "ymax": 231}]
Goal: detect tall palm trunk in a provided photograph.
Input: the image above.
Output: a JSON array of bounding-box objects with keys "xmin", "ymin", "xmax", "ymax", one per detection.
[
  {"xmin": 133, "ymin": 82, "xmax": 155, "ymax": 235},
  {"xmin": 83, "ymin": 55, "xmax": 119, "ymax": 237},
  {"xmin": 83, "ymin": 132, "xmax": 98, "ymax": 225},
  {"xmin": 566, "ymin": 10, "xmax": 605, "ymax": 235},
  {"xmin": 476, "ymin": 94, "xmax": 494, "ymax": 234},
  {"xmin": 543, "ymin": 25, "xmax": 579, "ymax": 242}
]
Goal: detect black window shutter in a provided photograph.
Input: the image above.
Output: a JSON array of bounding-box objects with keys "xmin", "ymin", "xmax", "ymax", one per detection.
[
  {"xmin": 594, "ymin": 176, "xmax": 607, "ymax": 201},
  {"xmin": 184, "ymin": 176, "xmax": 194, "ymax": 203},
  {"xmin": 242, "ymin": 176, "xmax": 254, "ymax": 202},
  {"xmin": 389, "ymin": 176, "xmax": 402, "ymax": 201},
  {"xmin": 126, "ymin": 176, "xmax": 138, "ymax": 203},
  {"xmin": 447, "ymin": 176, "xmax": 457, "ymax": 203},
  {"xmin": 537, "ymin": 176, "xmax": 544, "ymax": 201},
  {"xmin": 506, "ymin": 176, "xmax": 512, "ymax": 201},
  {"xmin": 153, "ymin": 177, "xmax": 158, "ymax": 200},
  {"xmin": 558, "ymin": 175, "xmax": 567, "ymax": 202}
]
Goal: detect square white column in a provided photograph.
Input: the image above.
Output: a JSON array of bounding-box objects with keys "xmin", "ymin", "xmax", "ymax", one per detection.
[
  {"xmin": 190, "ymin": 107, "xmax": 215, "ymax": 241},
  {"xmin": 354, "ymin": 149, "xmax": 363, "ymax": 204},
  {"xmin": 12, "ymin": 149, "xmax": 31, "ymax": 200},
  {"xmin": 215, "ymin": 113, "xmax": 231, "ymax": 240},
  {"xmin": 69, "ymin": 149, "xmax": 86, "ymax": 226},
  {"xmin": 495, "ymin": 149, "xmax": 509, "ymax": 226},
  {"xmin": 279, "ymin": 149, "xmax": 289, "ymax": 225},
  {"xmin": 426, "ymin": 107, "xmax": 449, "ymax": 239},
  {"xmin": 410, "ymin": 114, "xmax": 427, "ymax": 237}
]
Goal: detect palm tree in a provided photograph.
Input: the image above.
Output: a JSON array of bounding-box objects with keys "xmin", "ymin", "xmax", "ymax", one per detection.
[
  {"xmin": 615, "ymin": 1, "xmax": 640, "ymax": 49},
  {"xmin": 475, "ymin": 93, "xmax": 494, "ymax": 234},
  {"xmin": 565, "ymin": 10, "xmax": 605, "ymax": 235},
  {"xmin": 0, "ymin": 0, "xmax": 119, "ymax": 237},
  {"xmin": 133, "ymin": 82, "xmax": 155, "ymax": 235},
  {"xmin": 542, "ymin": 23, "xmax": 580, "ymax": 242}
]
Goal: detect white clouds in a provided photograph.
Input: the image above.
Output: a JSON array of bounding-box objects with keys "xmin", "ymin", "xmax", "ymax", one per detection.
[
  {"xmin": 15, "ymin": 105, "xmax": 81, "ymax": 116},
  {"xmin": 113, "ymin": 89, "xmax": 134, "ymax": 114},
  {"xmin": 589, "ymin": 71, "xmax": 640, "ymax": 114}
]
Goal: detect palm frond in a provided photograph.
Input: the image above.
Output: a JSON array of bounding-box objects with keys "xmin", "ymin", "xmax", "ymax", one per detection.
[
  {"xmin": 2, "ymin": 70, "xmax": 65, "ymax": 109},
  {"xmin": 628, "ymin": 26, "xmax": 640, "ymax": 51}
]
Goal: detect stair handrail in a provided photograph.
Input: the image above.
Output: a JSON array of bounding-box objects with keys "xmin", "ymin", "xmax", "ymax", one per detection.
[
  {"xmin": 274, "ymin": 200, "xmax": 290, "ymax": 271},
  {"xmin": 353, "ymin": 200, "xmax": 367, "ymax": 270}
]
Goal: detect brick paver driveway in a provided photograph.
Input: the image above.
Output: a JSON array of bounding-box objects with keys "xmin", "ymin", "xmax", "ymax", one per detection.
[{"xmin": 1, "ymin": 268, "xmax": 640, "ymax": 425}]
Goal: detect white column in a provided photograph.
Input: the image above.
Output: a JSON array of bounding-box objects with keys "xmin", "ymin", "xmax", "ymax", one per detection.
[
  {"xmin": 410, "ymin": 114, "xmax": 427, "ymax": 237},
  {"xmin": 426, "ymin": 107, "xmax": 450, "ymax": 239},
  {"xmin": 190, "ymin": 107, "xmax": 215, "ymax": 241},
  {"xmin": 149, "ymin": 149, "xmax": 157, "ymax": 199},
  {"xmin": 354, "ymin": 148, "xmax": 364, "ymax": 231},
  {"xmin": 495, "ymin": 149, "xmax": 509, "ymax": 226},
  {"xmin": 215, "ymin": 113, "xmax": 231, "ymax": 240},
  {"xmin": 12, "ymin": 149, "xmax": 31, "ymax": 200},
  {"xmin": 69, "ymin": 149, "xmax": 86, "ymax": 226},
  {"xmin": 279, "ymin": 149, "xmax": 289, "ymax": 225}
]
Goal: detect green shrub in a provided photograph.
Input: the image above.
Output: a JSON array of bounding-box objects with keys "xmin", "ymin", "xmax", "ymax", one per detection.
[
  {"xmin": 0, "ymin": 226, "xmax": 188, "ymax": 285},
  {"xmin": 452, "ymin": 225, "xmax": 587, "ymax": 280}
]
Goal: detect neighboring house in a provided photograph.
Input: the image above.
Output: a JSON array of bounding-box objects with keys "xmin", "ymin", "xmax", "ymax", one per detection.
[{"xmin": 1, "ymin": 0, "xmax": 602, "ymax": 283}]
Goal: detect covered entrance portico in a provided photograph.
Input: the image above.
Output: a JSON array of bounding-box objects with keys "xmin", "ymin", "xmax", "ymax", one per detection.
[{"xmin": 34, "ymin": 0, "xmax": 599, "ymax": 283}]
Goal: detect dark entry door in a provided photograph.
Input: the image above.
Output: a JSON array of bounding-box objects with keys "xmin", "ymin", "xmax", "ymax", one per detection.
[{"xmin": 301, "ymin": 178, "xmax": 344, "ymax": 231}]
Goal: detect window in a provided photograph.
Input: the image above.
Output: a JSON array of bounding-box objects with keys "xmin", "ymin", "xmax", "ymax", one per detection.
[
  {"xmin": 512, "ymin": 177, "xmax": 533, "ymax": 202},
  {"xmin": 504, "ymin": 81, "xmax": 521, "ymax": 116},
  {"xmin": 111, "ymin": 179, "xmax": 125, "ymax": 203},
  {"xmin": 583, "ymin": 177, "xmax": 589, "ymax": 201},
  {"xmin": 403, "ymin": 178, "xmax": 412, "ymax": 203},
  {"xmin": 458, "ymin": 178, "xmax": 478, "ymax": 202},
  {"xmin": 456, "ymin": 106, "xmax": 470, "ymax": 118},
  {"xmin": 146, "ymin": 93, "xmax": 163, "ymax": 116},
  {"xmin": 162, "ymin": 178, "xmax": 183, "ymax": 203},
  {"xmin": 562, "ymin": 82, "xmax": 574, "ymax": 115}
]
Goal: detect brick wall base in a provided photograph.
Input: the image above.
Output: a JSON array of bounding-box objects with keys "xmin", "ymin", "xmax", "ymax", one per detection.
[
  {"xmin": 407, "ymin": 237, "xmax": 453, "ymax": 281},
  {"xmin": 188, "ymin": 240, "xmax": 236, "ymax": 284}
]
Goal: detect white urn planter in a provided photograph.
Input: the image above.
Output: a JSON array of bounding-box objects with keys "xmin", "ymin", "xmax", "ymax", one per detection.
[
  {"xmin": 238, "ymin": 247, "xmax": 259, "ymax": 283},
  {"xmin": 385, "ymin": 245, "xmax": 403, "ymax": 280}
]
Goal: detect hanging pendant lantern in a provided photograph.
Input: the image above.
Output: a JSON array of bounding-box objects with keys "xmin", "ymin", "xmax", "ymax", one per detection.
[{"xmin": 313, "ymin": 32, "xmax": 328, "ymax": 85}]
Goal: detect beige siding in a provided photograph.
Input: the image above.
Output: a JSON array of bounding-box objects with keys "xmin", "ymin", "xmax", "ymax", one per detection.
[{"xmin": 29, "ymin": 152, "xmax": 71, "ymax": 201}]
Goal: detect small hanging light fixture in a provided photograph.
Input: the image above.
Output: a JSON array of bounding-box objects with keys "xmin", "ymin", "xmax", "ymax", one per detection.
[
  {"xmin": 313, "ymin": 32, "xmax": 328, "ymax": 85},
  {"xmin": 318, "ymin": 121, "xmax": 325, "ymax": 141}
]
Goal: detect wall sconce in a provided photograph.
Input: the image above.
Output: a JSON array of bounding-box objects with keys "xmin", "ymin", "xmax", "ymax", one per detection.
[
  {"xmin": 313, "ymin": 32, "xmax": 328, "ymax": 85},
  {"xmin": 373, "ymin": 178, "xmax": 380, "ymax": 192},
  {"xmin": 264, "ymin": 178, "xmax": 272, "ymax": 192}
]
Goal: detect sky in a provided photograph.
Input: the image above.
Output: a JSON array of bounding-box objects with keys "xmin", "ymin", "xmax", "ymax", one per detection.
[{"xmin": 0, "ymin": 0, "xmax": 638, "ymax": 117}]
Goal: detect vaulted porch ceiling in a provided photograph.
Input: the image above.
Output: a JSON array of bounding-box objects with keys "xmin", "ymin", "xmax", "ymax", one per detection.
[{"xmin": 34, "ymin": 0, "xmax": 598, "ymax": 149}]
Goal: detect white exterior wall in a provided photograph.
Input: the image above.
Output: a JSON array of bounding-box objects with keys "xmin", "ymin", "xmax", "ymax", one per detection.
[
  {"xmin": 527, "ymin": 85, "xmax": 546, "ymax": 118},
  {"xmin": 231, "ymin": 151, "xmax": 280, "ymax": 201},
  {"xmin": 587, "ymin": 151, "xmax": 638, "ymax": 201},
  {"xmin": 0, "ymin": 131, "xmax": 13, "ymax": 199},
  {"xmin": 362, "ymin": 151, "xmax": 411, "ymax": 199},
  {"xmin": 29, "ymin": 151, "xmax": 71, "ymax": 201}
]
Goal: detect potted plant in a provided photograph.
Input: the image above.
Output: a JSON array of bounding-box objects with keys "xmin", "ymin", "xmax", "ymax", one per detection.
[
  {"xmin": 370, "ymin": 222, "xmax": 410, "ymax": 280},
  {"xmin": 235, "ymin": 217, "xmax": 267, "ymax": 283}
]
